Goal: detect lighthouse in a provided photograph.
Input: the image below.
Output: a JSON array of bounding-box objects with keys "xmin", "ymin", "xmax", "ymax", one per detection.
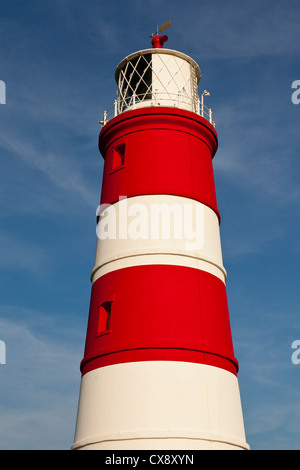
[{"xmin": 72, "ymin": 27, "xmax": 249, "ymax": 450}]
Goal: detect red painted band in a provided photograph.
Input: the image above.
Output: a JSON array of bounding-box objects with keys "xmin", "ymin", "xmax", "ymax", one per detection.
[
  {"xmin": 98, "ymin": 108, "xmax": 220, "ymax": 221},
  {"xmin": 80, "ymin": 264, "xmax": 238, "ymax": 376}
]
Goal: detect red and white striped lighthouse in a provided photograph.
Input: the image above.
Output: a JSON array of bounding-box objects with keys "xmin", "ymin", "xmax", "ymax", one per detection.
[{"xmin": 73, "ymin": 30, "xmax": 249, "ymax": 450}]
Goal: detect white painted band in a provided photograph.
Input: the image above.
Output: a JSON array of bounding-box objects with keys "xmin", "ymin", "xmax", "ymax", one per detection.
[
  {"xmin": 92, "ymin": 195, "xmax": 226, "ymax": 283},
  {"xmin": 73, "ymin": 361, "xmax": 249, "ymax": 451}
]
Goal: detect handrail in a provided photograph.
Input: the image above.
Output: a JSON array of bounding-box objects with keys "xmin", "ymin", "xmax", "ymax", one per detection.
[{"xmin": 100, "ymin": 91, "xmax": 215, "ymax": 128}]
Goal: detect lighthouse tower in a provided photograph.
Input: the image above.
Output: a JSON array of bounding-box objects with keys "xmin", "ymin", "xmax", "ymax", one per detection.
[{"xmin": 73, "ymin": 31, "xmax": 249, "ymax": 450}]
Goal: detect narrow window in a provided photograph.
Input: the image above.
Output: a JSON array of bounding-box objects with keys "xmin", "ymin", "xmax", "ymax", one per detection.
[
  {"xmin": 97, "ymin": 301, "xmax": 112, "ymax": 335},
  {"xmin": 112, "ymin": 144, "xmax": 125, "ymax": 171}
]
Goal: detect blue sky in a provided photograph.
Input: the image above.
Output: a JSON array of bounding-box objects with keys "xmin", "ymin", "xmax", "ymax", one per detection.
[{"xmin": 1, "ymin": 0, "xmax": 300, "ymax": 450}]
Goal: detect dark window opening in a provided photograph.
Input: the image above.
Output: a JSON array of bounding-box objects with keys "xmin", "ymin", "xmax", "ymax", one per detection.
[
  {"xmin": 112, "ymin": 143, "xmax": 125, "ymax": 171},
  {"xmin": 97, "ymin": 301, "xmax": 112, "ymax": 335}
]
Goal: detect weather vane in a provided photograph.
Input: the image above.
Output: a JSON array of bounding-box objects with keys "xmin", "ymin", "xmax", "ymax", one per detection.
[{"xmin": 150, "ymin": 19, "xmax": 172, "ymax": 38}]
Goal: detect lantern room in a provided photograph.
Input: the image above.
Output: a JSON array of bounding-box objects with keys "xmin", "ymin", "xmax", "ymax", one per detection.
[{"xmin": 114, "ymin": 48, "xmax": 201, "ymax": 114}]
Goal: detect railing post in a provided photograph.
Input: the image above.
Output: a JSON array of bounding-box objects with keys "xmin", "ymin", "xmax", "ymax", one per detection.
[
  {"xmin": 209, "ymin": 108, "xmax": 212, "ymax": 124},
  {"xmin": 114, "ymin": 99, "xmax": 118, "ymax": 117}
]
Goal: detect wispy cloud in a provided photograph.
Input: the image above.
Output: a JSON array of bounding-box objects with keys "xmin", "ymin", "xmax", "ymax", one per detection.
[
  {"xmin": 176, "ymin": 0, "xmax": 300, "ymax": 60},
  {"xmin": 0, "ymin": 307, "xmax": 83, "ymax": 449},
  {"xmin": 0, "ymin": 230, "xmax": 49, "ymax": 276},
  {"xmin": 213, "ymin": 94, "xmax": 300, "ymax": 203},
  {"xmin": 0, "ymin": 128, "xmax": 99, "ymax": 212},
  {"xmin": 234, "ymin": 315, "xmax": 300, "ymax": 449}
]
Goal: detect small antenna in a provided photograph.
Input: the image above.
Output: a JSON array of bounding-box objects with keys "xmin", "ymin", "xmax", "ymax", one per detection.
[{"xmin": 150, "ymin": 19, "xmax": 172, "ymax": 38}]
